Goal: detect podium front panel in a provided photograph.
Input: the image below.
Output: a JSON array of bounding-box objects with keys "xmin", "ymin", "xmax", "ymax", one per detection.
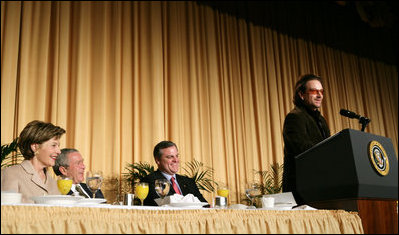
[{"xmin": 296, "ymin": 129, "xmax": 398, "ymax": 203}]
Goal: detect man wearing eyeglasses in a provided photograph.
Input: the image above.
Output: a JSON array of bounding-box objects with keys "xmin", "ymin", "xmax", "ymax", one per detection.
[{"xmin": 282, "ymin": 74, "xmax": 331, "ymax": 205}]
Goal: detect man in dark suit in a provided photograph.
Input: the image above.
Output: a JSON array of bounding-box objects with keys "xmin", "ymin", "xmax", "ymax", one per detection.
[
  {"xmin": 53, "ymin": 148, "xmax": 104, "ymax": 199},
  {"xmin": 142, "ymin": 141, "xmax": 207, "ymax": 206},
  {"xmin": 282, "ymin": 74, "xmax": 331, "ymax": 205}
]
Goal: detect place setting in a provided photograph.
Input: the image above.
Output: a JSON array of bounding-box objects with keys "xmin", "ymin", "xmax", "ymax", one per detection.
[
  {"xmin": 31, "ymin": 171, "xmax": 106, "ymax": 206},
  {"xmin": 153, "ymin": 179, "xmax": 208, "ymax": 209}
]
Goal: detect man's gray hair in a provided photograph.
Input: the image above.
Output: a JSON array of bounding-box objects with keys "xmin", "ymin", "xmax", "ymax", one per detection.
[{"xmin": 53, "ymin": 148, "xmax": 79, "ymax": 176}]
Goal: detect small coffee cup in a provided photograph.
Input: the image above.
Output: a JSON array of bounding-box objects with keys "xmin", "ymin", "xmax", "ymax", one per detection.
[{"xmin": 261, "ymin": 196, "xmax": 275, "ymax": 208}]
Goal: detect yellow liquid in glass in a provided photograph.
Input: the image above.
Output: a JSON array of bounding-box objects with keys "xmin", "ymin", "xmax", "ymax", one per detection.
[
  {"xmin": 57, "ymin": 179, "xmax": 73, "ymax": 195},
  {"xmin": 136, "ymin": 185, "xmax": 149, "ymax": 200},
  {"xmin": 217, "ymin": 189, "xmax": 229, "ymax": 197}
]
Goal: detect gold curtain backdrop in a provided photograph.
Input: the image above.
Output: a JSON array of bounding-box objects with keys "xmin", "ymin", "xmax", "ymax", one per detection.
[{"xmin": 1, "ymin": 1, "xmax": 398, "ymax": 204}]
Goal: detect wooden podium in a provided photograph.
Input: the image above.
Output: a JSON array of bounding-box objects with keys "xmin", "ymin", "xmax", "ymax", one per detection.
[{"xmin": 296, "ymin": 129, "xmax": 398, "ymax": 234}]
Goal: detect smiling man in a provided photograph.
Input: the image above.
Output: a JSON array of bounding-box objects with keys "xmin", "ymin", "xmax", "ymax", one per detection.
[
  {"xmin": 282, "ymin": 74, "xmax": 331, "ymax": 205},
  {"xmin": 142, "ymin": 141, "xmax": 208, "ymax": 206},
  {"xmin": 53, "ymin": 148, "xmax": 104, "ymax": 198}
]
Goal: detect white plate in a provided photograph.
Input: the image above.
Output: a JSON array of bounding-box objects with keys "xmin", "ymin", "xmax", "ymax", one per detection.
[
  {"xmin": 168, "ymin": 202, "xmax": 208, "ymax": 208},
  {"xmin": 76, "ymin": 198, "xmax": 107, "ymax": 205},
  {"xmin": 1, "ymin": 191, "xmax": 22, "ymax": 204},
  {"xmin": 31, "ymin": 195, "xmax": 84, "ymax": 205}
]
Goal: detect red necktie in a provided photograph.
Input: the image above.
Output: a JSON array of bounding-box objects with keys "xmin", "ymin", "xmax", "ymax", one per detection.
[{"xmin": 171, "ymin": 177, "xmax": 182, "ymax": 195}]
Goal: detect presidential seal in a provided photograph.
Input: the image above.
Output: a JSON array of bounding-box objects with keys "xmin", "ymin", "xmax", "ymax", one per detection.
[{"xmin": 368, "ymin": 141, "xmax": 389, "ymax": 176}]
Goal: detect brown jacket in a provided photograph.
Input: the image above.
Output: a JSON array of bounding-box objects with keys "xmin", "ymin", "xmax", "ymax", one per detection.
[{"xmin": 1, "ymin": 160, "xmax": 60, "ymax": 203}]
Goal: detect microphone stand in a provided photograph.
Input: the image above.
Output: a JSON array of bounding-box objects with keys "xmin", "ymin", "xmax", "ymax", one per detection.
[{"xmin": 359, "ymin": 116, "xmax": 371, "ymax": 132}]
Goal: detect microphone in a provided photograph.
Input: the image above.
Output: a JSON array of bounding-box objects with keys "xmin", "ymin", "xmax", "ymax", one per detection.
[
  {"xmin": 339, "ymin": 109, "xmax": 360, "ymax": 119},
  {"xmin": 340, "ymin": 109, "xmax": 371, "ymax": 131}
]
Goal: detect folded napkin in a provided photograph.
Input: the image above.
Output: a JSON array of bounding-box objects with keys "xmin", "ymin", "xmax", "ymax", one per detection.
[
  {"xmin": 155, "ymin": 193, "xmax": 201, "ymax": 206},
  {"xmin": 263, "ymin": 192, "xmax": 297, "ymax": 207}
]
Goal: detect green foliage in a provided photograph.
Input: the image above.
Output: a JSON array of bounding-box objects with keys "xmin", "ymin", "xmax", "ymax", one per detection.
[
  {"xmin": 1, "ymin": 137, "xmax": 23, "ymax": 169},
  {"xmin": 181, "ymin": 159, "xmax": 217, "ymax": 193},
  {"xmin": 122, "ymin": 162, "xmax": 155, "ymax": 187},
  {"xmin": 240, "ymin": 162, "xmax": 284, "ymax": 207},
  {"xmin": 255, "ymin": 162, "xmax": 284, "ymax": 194}
]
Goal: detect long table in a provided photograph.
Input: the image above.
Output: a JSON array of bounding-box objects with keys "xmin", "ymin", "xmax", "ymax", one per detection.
[{"xmin": 1, "ymin": 204, "xmax": 364, "ymax": 234}]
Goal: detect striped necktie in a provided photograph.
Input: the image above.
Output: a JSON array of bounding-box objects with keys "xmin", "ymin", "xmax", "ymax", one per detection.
[{"xmin": 171, "ymin": 177, "xmax": 182, "ymax": 195}]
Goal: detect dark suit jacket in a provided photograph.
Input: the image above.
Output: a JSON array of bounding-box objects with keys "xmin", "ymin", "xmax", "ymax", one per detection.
[
  {"xmin": 282, "ymin": 105, "xmax": 330, "ymax": 204},
  {"xmin": 67, "ymin": 183, "xmax": 105, "ymax": 199},
  {"xmin": 142, "ymin": 170, "xmax": 208, "ymax": 206}
]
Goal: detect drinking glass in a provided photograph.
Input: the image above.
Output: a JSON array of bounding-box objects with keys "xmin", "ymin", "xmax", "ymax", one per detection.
[
  {"xmin": 154, "ymin": 179, "xmax": 170, "ymax": 200},
  {"xmin": 135, "ymin": 182, "xmax": 149, "ymax": 206},
  {"xmin": 217, "ymin": 185, "xmax": 229, "ymax": 198},
  {"xmin": 57, "ymin": 176, "xmax": 73, "ymax": 195},
  {"xmin": 245, "ymin": 183, "xmax": 261, "ymax": 209},
  {"xmin": 86, "ymin": 171, "xmax": 103, "ymax": 198},
  {"xmin": 216, "ymin": 184, "xmax": 229, "ymax": 207}
]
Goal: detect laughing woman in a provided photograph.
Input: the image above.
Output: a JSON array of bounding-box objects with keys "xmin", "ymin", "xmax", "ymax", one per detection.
[{"xmin": 1, "ymin": 120, "xmax": 66, "ymax": 203}]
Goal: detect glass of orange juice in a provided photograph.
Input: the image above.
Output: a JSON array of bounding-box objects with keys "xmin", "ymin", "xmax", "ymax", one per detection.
[
  {"xmin": 57, "ymin": 176, "xmax": 73, "ymax": 195},
  {"xmin": 135, "ymin": 182, "xmax": 149, "ymax": 206},
  {"xmin": 217, "ymin": 186, "xmax": 229, "ymax": 198}
]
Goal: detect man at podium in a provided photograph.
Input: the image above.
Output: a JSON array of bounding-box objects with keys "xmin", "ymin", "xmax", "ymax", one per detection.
[{"xmin": 282, "ymin": 74, "xmax": 331, "ymax": 205}]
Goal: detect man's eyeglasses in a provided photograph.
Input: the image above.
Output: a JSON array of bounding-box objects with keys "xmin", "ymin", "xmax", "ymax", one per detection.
[{"xmin": 306, "ymin": 88, "xmax": 324, "ymax": 95}]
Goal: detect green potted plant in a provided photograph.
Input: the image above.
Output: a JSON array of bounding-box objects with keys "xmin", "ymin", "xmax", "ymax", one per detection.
[
  {"xmin": 122, "ymin": 162, "xmax": 155, "ymax": 192},
  {"xmin": 181, "ymin": 159, "xmax": 217, "ymax": 193},
  {"xmin": 241, "ymin": 162, "xmax": 284, "ymax": 207},
  {"xmin": 255, "ymin": 162, "xmax": 284, "ymax": 195}
]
